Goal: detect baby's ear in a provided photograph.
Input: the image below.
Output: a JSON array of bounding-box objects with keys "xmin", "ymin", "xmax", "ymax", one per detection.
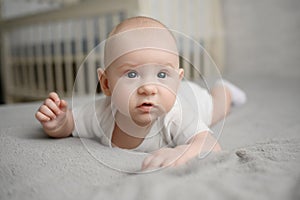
[
  {"xmin": 179, "ymin": 68, "xmax": 184, "ymax": 80},
  {"xmin": 97, "ymin": 68, "xmax": 111, "ymax": 96},
  {"xmin": 97, "ymin": 68, "xmax": 105, "ymax": 81}
]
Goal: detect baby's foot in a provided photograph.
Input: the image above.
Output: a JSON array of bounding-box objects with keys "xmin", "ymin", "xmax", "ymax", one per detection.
[{"xmin": 216, "ymin": 79, "xmax": 247, "ymax": 106}]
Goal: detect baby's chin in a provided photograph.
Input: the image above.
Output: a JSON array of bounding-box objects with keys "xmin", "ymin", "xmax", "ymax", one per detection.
[{"xmin": 131, "ymin": 112, "xmax": 165, "ymax": 127}]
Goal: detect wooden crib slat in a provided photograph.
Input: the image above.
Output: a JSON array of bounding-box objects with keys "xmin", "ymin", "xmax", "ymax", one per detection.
[
  {"xmin": 98, "ymin": 17, "xmax": 107, "ymax": 42},
  {"xmin": 202, "ymin": 0, "xmax": 214, "ymax": 76},
  {"xmin": 27, "ymin": 27, "xmax": 36, "ymax": 96},
  {"xmin": 10, "ymin": 31, "xmax": 20, "ymax": 91},
  {"xmin": 63, "ymin": 20, "xmax": 74, "ymax": 97},
  {"xmin": 161, "ymin": 0, "xmax": 170, "ymax": 28},
  {"xmin": 192, "ymin": 41, "xmax": 201, "ymax": 80},
  {"xmin": 44, "ymin": 24, "xmax": 55, "ymax": 93},
  {"xmin": 170, "ymin": 0, "xmax": 179, "ymax": 30},
  {"xmin": 35, "ymin": 25, "xmax": 46, "ymax": 95},
  {"xmin": 98, "ymin": 17, "xmax": 107, "ymax": 68},
  {"xmin": 182, "ymin": 40, "xmax": 191, "ymax": 80},
  {"xmin": 52, "ymin": 22, "xmax": 65, "ymax": 95},
  {"xmin": 2, "ymin": 32, "xmax": 13, "ymax": 102},
  {"xmin": 192, "ymin": 0, "xmax": 203, "ymax": 80},
  {"xmin": 19, "ymin": 29, "xmax": 29, "ymax": 96},
  {"xmin": 111, "ymin": 13, "xmax": 121, "ymax": 29},
  {"xmin": 210, "ymin": 0, "xmax": 224, "ymax": 72},
  {"xmin": 21, "ymin": 28, "xmax": 29, "ymax": 95},
  {"xmin": 65, "ymin": 21, "xmax": 75, "ymax": 96},
  {"xmin": 86, "ymin": 18, "xmax": 97, "ymax": 94},
  {"xmin": 74, "ymin": 19, "xmax": 85, "ymax": 95}
]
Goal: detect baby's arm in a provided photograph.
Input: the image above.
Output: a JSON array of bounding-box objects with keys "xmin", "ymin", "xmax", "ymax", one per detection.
[
  {"xmin": 141, "ymin": 131, "xmax": 221, "ymax": 170},
  {"xmin": 35, "ymin": 92, "xmax": 74, "ymax": 138}
]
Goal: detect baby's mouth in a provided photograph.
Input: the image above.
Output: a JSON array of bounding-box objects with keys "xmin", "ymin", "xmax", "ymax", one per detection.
[{"xmin": 137, "ymin": 102, "xmax": 155, "ymax": 113}]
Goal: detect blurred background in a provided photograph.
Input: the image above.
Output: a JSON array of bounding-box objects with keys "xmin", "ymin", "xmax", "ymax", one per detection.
[
  {"xmin": 0, "ymin": 0, "xmax": 299, "ymax": 104},
  {"xmin": 0, "ymin": 0, "xmax": 224, "ymax": 104}
]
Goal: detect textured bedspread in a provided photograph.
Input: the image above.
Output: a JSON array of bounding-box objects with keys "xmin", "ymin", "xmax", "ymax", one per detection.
[{"xmin": 0, "ymin": 80, "xmax": 300, "ymax": 200}]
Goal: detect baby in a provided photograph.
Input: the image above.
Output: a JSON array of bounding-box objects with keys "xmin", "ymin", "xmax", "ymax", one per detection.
[{"xmin": 35, "ymin": 16, "xmax": 246, "ymax": 171}]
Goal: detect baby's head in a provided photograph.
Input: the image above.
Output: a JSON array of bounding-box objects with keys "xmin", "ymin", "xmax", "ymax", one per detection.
[
  {"xmin": 98, "ymin": 16, "xmax": 184, "ymax": 127},
  {"xmin": 104, "ymin": 16, "xmax": 180, "ymax": 68}
]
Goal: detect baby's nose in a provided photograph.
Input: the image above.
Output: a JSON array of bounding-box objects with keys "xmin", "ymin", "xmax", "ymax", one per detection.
[{"xmin": 137, "ymin": 84, "xmax": 158, "ymax": 95}]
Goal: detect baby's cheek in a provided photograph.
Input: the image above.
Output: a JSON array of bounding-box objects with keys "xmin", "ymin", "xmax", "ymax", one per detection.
[
  {"xmin": 111, "ymin": 83, "xmax": 135, "ymax": 116},
  {"xmin": 162, "ymin": 90, "xmax": 177, "ymax": 112}
]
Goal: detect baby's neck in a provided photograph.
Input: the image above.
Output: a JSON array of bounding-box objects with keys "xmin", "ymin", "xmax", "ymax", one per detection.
[
  {"xmin": 111, "ymin": 123, "xmax": 146, "ymax": 149},
  {"xmin": 111, "ymin": 112, "xmax": 152, "ymax": 149}
]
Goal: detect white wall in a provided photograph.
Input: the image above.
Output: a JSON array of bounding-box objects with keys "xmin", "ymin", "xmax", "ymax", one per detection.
[{"xmin": 1, "ymin": 0, "xmax": 60, "ymax": 19}]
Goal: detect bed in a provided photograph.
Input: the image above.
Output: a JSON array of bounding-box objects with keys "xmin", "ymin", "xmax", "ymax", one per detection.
[{"xmin": 1, "ymin": 70, "xmax": 300, "ymax": 199}]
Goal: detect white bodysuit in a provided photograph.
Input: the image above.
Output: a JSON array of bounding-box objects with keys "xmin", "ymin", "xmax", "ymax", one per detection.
[{"xmin": 72, "ymin": 81, "xmax": 213, "ymax": 153}]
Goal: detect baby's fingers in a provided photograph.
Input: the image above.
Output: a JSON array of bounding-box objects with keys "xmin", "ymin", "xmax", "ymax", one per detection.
[
  {"xmin": 38, "ymin": 104, "xmax": 57, "ymax": 120},
  {"xmin": 59, "ymin": 99, "xmax": 68, "ymax": 112},
  {"xmin": 35, "ymin": 110, "xmax": 50, "ymax": 122},
  {"xmin": 142, "ymin": 155, "xmax": 164, "ymax": 171},
  {"xmin": 44, "ymin": 98, "xmax": 61, "ymax": 115},
  {"xmin": 48, "ymin": 92, "xmax": 68, "ymax": 113},
  {"xmin": 141, "ymin": 155, "xmax": 153, "ymax": 170},
  {"xmin": 49, "ymin": 92, "xmax": 61, "ymax": 105}
]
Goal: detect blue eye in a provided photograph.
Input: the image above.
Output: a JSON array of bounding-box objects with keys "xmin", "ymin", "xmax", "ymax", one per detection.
[
  {"xmin": 127, "ymin": 71, "xmax": 138, "ymax": 78},
  {"xmin": 157, "ymin": 72, "xmax": 167, "ymax": 79}
]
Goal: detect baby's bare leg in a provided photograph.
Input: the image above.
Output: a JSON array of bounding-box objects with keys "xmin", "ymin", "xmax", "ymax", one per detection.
[
  {"xmin": 210, "ymin": 79, "xmax": 247, "ymax": 125},
  {"xmin": 210, "ymin": 85, "xmax": 232, "ymax": 126}
]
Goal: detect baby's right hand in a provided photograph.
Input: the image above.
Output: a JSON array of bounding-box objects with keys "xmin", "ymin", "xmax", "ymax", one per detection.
[{"xmin": 35, "ymin": 92, "xmax": 68, "ymax": 131}]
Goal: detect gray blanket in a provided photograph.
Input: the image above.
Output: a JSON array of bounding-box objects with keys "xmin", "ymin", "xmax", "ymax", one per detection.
[{"xmin": 0, "ymin": 87, "xmax": 299, "ymax": 200}]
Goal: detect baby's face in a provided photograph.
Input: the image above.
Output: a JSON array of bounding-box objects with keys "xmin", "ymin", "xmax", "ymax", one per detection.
[{"xmin": 103, "ymin": 49, "xmax": 183, "ymax": 127}]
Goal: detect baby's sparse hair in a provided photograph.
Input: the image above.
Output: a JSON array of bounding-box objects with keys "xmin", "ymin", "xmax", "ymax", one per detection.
[
  {"xmin": 108, "ymin": 16, "xmax": 169, "ymax": 37},
  {"xmin": 104, "ymin": 16, "xmax": 179, "ymax": 69}
]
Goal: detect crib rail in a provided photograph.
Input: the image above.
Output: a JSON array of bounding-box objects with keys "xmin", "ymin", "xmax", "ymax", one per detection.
[{"xmin": 0, "ymin": 0, "xmax": 224, "ymax": 103}]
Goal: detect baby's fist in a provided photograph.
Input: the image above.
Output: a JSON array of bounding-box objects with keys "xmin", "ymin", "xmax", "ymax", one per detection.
[{"xmin": 35, "ymin": 92, "xmax": 68, "ymax": 130}]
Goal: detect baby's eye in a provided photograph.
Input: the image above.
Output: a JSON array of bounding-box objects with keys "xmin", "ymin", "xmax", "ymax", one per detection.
[
  {"xmin": 157, "ymin": 72, "xmax": 167, "ymax": 79},
  {"xmin": 126, "ymin": 71, "xmax": 138, "ymax": 78}
]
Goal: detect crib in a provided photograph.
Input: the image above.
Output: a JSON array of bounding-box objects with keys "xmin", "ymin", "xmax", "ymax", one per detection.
[{"xmin": 0, "ymin": 0, "xmax": 224, "ymax": 103}]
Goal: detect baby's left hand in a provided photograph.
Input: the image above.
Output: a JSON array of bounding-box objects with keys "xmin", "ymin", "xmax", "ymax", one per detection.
[
  {"xmin": 141, "ymin": 145, "xmax": 193, "ymax": 171},
  {"xmin": 141, "ymin": 132, "xmax": 221, "ymax": 171}
]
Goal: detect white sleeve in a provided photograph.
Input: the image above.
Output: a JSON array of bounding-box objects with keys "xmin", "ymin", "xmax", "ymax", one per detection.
[
  {"xmin": 170, "ymin": 81, "xmax": 213, "ymax": 145},
  {"xmin": 72, "ymin": 102, "xmax": 100, "ymax": 138},
  {"xmin": 170, "ymin": 108, "xmax": 211, "ymax": 146}
]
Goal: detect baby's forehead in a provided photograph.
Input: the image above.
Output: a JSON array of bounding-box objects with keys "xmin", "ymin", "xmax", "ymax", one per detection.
[
  {"xmin": 113, "ymin": 49, "xmax": 179, "ymax": 68},
  {"xmin": 104, "ymin": 28, "xmax": 178, "ymax": 69}
]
